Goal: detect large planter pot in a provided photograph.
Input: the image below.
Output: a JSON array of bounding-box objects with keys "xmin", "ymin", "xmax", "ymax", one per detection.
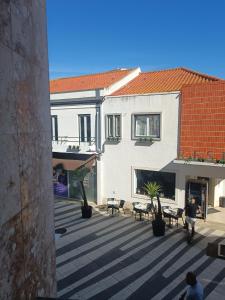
[
  {"xmin": 81, "ymin": 205, "xmax": 92, "ymax": 218},
  {"xmin": 152, "ymin": 218, "xmax": 166, "ymax": 236}
]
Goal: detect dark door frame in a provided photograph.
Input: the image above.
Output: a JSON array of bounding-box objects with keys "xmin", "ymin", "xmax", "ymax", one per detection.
[{"xmin": 185, "ymin": 178, "xmax": 209, "ymax": 220}]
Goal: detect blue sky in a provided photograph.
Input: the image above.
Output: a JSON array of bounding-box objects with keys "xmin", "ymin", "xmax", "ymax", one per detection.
[{"xmin": 47, "ymin": 0, "xmax": 225, "ymax": 79}]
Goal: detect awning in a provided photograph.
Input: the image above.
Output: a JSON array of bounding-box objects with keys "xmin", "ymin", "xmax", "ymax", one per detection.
[{"xmin": 52, "ymin": 152, "xmax": 96, "ymax": 171}]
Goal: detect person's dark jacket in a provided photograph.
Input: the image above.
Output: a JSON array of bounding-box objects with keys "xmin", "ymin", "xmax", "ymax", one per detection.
[{"xmin": 185, "ymin": 203, "xmax": 198, "ymax": 218}]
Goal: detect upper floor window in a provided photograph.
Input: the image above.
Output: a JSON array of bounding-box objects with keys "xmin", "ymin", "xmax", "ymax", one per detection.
[
  {"xmin": 132, "ymin": 113, "xmax": 160, "ymax": 139},
  {"xmin": 51, "ymin": 115, "xmax": 58, "ymax": 141},
  {"xmin": 79, "ymin": 114, "xmax": 91, "ymax": 142},
  {"xmin": 106, "ymin": 114, "xmax": 121, "ymax": 139}
]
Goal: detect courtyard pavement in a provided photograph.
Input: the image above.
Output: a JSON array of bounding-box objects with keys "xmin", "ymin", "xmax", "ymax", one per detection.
[{"xmin": 55, "ymin": 199, "xmax": 225, "ymax": 300}]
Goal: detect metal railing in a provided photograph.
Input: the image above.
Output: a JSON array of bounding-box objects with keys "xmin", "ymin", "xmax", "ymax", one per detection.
[
  {"xmin": 52, "ymin": 136, "xmax": 96, "ymax": 153},
  {"xmin": 53, "ymin": 136, "xmax": 95, "ymax": 145}
]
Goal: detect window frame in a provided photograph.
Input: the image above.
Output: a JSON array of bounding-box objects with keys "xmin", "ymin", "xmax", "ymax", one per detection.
[
  {"xmin": 132, "ymin": 167, "xmax": 177, "ymax": 202},
  {"xmin": 131, "ymin": 113, "xmax": 161, "ymax": 140},
  {"xmin": 51, "ymin": 115, "xmax": 58, "ymax": 141},
  {"xmin": 105, "ymin": 114, "xmax": 122, "ymax": 140},
  {"xmin": 78, "ymin": 114, "xmax": 91, "ymax": 143}
]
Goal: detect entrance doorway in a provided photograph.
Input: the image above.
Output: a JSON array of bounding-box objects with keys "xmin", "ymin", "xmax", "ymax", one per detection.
[{"xmin": 185, "ymin": 178, "xmax": 209, "ymax": 220}]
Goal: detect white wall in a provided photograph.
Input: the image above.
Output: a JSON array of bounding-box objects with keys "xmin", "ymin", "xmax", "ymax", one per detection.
[
  {"xmin": 211, "ymin": 178, "xmax": 225, "ymax": 207},
  {"xmin": 51, "ymin": 104, "xmax": 97, "ymax": 152},
  {"xmin": 173, "ymin": 162, "xmax": 225, "ymax": 207},
  {"xmin": 99, "ymin": 92, "xmax": 180, "ymax": 205},
  {"xmin": 50, "ymin": 90, "xmax": 98, "ymax": 101}
]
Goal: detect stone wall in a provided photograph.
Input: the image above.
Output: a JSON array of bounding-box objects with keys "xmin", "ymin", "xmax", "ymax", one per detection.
[{"xmin": 0, "ymin": 1, "xmax": 56, "ymax": 299}]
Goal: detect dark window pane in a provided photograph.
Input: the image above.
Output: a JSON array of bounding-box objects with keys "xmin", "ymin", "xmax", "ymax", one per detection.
[
  {"xmin": 86, "ymin": 115, "xmax": 91, "ymax": 142},
  {"xmin": 79, "ymin": 116, "xmax": 85, "ymax": 142},
  {"xmin": 51, "ymin": 116, "xmax": 58, "ymax": 141},
  {"xmin": 115, "ymin": 115, "xmax": 121, "ymax": 137},
  {"xmin": 107, "ymin": 115, "xmax": 114, "ymax": 137},
  {"xmin": 136, "ymin": 169, "xmax": 175, "ymax": 200}
]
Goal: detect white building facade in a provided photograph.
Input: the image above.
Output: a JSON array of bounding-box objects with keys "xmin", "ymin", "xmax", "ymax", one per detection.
[
  {"xmin": 99, "ymin": 92, "xmax": 182, "ymax": 206},
  {"xmin": 50, "ymin": 67, "xmax": 225, "ymax": 217},
  {"xmin": 50, "ymin": 68, "xmax": 140, "ymax": 201}
]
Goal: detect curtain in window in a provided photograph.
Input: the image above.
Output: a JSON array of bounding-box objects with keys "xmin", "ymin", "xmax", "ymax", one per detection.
[
  {"xmin": 149, "ymin": 115, "xmax": 160, "ymax": 137},
  {"xmin": 135, "ymin": 115, "xmax": 147, "ymax": 136},
  {"xmin": 107, "ymin": 115, "xmax": 114, "ymax": 137},
  {"xmin": 115, "ymin": 115, "xmax": 121, "ymax": 137}
]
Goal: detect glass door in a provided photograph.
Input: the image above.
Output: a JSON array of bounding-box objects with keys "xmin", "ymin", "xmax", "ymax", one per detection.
[{"xmin": 185, "ymin": 179, "xmax": 209, "ymax": 220}]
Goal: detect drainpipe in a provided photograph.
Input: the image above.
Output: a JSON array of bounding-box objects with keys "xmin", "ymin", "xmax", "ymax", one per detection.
[{"xmin": 96, "ymin": 95, "xmax": 105, "ymax": 154}]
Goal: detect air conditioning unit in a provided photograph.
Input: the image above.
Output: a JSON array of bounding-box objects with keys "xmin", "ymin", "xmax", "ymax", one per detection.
[{"xmin": 218, "ymin": 243, "xmax": 225, "ymax": 258}]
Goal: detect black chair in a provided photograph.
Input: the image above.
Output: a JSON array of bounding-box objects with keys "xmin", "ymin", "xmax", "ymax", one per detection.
[
  {"xmin": 173, "ymin": 208, "xmax": 184, "ymax": 227},
  {"xmin": 132, "ymin": 202, "xmax": 140, "ymax": 218},
  {"xmin": 133, "ymin": 203, "xmax": 148, "ymax": 221},
  {"xmin": 114, "ymin": 200, "xmax": 126, "ymax": 214},
  {"xmin": 107, "ymin": 198, "xmax": 115, "ymax": 213},
  {"xmin": 142, "ymin": 203, "xmax": 154, "ymax": 220}
]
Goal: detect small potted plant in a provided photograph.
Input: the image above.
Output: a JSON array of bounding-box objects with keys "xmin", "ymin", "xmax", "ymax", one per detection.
[{"xmin": 144, "ymin": 182, "xmax": 165, "ymax": 236}]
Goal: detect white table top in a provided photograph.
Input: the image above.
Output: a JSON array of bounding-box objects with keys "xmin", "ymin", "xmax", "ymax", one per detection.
[
  {"xmin": 134, "ymin": 203, "xmax": 147, "ymax": 210},
  {"xmin": 107, "ymin": 200, "xmax": 119, "ymax": 205},
  {"xmin": 163, "ymin": 208, "xmax": 177, "ymax": 215}
]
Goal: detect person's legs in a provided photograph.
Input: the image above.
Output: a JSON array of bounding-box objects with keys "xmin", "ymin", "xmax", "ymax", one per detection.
[
  {"xmin": 191, "ymin": 225, "xmax": 195, "ymax": 236},
  {"xmin": 190, "ymin": 218, "xmax": 196, "ymax": 237}
]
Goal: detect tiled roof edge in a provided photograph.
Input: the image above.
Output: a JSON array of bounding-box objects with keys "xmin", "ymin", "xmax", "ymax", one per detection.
[{"xmin": 50, "ymin": 68, "xmax": 136, "ymax": 82}]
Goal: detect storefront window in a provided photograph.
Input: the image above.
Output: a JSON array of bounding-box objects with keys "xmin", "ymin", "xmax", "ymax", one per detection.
[
  {"xmin": 135, "ymin": 169, "xmax": 176, "ymax": 200},
  {"xmin": 53, "ymin": 168, "xmax": 69, "ymax": 198},
  {"xmin": 68, "ymin": 166, "xmax": 97, "ymax": 202}
]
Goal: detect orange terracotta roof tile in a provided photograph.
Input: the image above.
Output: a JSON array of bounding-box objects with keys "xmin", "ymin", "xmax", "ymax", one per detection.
[
  {"xmin": 111, "ymin": 67, "xmax": 220, "ymax": 96},
  {"xmin": 50, "ymin": 68, "xmax": 135, "ymax": 93}
]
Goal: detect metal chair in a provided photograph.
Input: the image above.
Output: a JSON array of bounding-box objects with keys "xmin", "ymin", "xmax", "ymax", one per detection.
[
  {"xmin": 173, "ymin": 208, "xmax": 185, "ymax": 227},
  {"xmin": 114, "ymin": 200, "xmax": 126, "ymax": 214},
  {"xmin": 142, "ymin": 203, "xmax": 154, "ymax": 220},
  {"xmin": 107, "ymin": 198, "xmax": 115, "ymax": 214},
  {"xmin": 132, "ymin": 202, "xmax": 140, "ymax": 218}
]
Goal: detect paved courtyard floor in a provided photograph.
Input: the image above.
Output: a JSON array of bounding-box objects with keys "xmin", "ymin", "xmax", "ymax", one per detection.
[{"xmin": 55, "ymin": 199, "xmax": 225, "ymax": 300}]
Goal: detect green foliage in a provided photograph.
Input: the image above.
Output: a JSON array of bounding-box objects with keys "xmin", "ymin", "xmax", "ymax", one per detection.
[
  {"xmin": 144, "ymin": 182, "xmax": 161, "ymax": 200},
  {"xmin": 70, "ymin": 166, "xmax": 90, "ymax": 181}
]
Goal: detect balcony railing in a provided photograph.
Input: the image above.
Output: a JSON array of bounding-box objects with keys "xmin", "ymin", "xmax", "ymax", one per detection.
[{"xmin": 52, "ymin": 136, "xmax": 96, "ymax": 153}]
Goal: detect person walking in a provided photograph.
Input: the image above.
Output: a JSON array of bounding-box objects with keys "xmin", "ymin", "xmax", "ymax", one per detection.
[
  {"xmin": 179, "ymin": 272, "xmax": 204, "ymax": 299},
  {"xmin": 184, "ymin": 197, "xmax": 199, "ymax": 238}
]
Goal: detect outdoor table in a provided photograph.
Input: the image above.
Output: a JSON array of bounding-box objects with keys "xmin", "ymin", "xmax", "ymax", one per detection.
[
  {"xmin": 107, "ymin": 200, "xmax": 119, "ymax": 215},
  {"xmin": 134, "ymin": 203, "xmax": 147, "ymax": 221},
  {"xmin": 163, "ymin": 208, "xmax": 177, "ymax": 227}
]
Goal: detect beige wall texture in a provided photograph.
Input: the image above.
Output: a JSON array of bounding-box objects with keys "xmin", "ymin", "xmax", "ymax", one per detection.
[{"xmin": 0, "ymin": 1, "xmax": 56, "ymax": 299}]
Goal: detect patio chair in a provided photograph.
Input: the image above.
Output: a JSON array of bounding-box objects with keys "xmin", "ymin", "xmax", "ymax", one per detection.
[
  {"xmin": 133, "ymin": 202, "xmax": 147, "ymax": 221},
  {"xmin": 132, "ymin": 202, "xmax": 140, "ymax": 217},
  {"xmin": 173, "ymin": 208, "xmax": 185, "ymax": 227},
  {"xmin": 107, "ymin": 198, "xmax": 115, "ymax": 213},
  {"xmin": 142, "ymin": 203, "xmax": 154, "ymax": 220},
  {"xmin": 114, "ymin": 200, "xmax": 126, "ymax": 214}
]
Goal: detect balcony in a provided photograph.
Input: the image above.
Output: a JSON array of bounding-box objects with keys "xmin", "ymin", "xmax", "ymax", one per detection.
[{"xmin": 52, "ymin": 136, "xmax": 96, "ymax": 154}]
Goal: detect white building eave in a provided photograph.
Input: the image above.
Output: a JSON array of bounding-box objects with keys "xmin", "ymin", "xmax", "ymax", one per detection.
[
  {"xmin": 108, "ymin": 91, "xmax": 181, "ymax": 98},
  {"xmin": 173, "ymin": 159, "xmax": 225, "ymax": 168}
]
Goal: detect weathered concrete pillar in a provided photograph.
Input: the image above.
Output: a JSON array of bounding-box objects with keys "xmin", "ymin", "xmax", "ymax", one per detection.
[{"xmin": 0, "ymin": 1, "xmax": 56, "ymax": 299}]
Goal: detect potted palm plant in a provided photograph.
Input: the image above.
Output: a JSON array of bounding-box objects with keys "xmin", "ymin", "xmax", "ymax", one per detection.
[
  {"xmin": 70, "ymin": 166, "xmax": 93, "ymax": 218},
  {"xmin": 144, "ymin": 182, "xmax": 165, "ymax": 236}
]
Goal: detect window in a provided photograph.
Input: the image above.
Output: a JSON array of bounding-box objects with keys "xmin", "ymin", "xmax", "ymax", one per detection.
[
  {"xmin": 132, "ymin": 114, "xmax": 160, "ymax": 139},
  {"xmin": 51, "ymin": 115, "xmax": 58, "ymax": 141},
  {"xmin": 135, "ymin": 169, "xmax": 176, "ymax": 200},
  {"xmin": 79, "ymin": 115, "xmax": 91, "ymax": 142},
  {"xmin": 106, "ymin": 114, "xmax": 121, "ymax": 139}
]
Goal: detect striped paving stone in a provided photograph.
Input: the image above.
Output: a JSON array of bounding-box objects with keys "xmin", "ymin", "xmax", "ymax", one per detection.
[{"xmin": 55, "ymin": 199, "xmax": 225, "ymax": 300}]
